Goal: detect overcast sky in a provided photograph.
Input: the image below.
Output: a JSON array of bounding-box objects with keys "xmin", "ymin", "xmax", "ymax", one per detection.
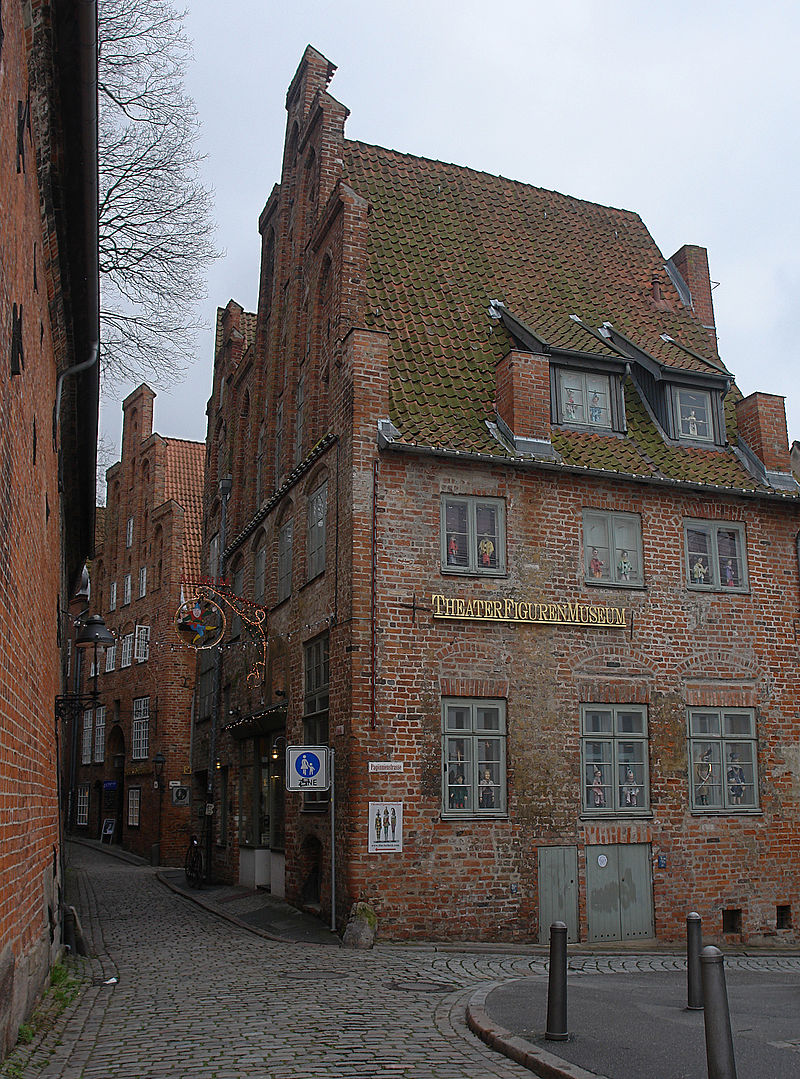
[{"xmin": 99, "ymin": 0, "xmax": 800, "ymax": 462}]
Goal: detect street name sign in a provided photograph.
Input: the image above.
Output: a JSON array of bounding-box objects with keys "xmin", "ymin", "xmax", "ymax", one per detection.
[{"xmin": 286, "ymin": 746, "xmax": 330, "ymax": 791}]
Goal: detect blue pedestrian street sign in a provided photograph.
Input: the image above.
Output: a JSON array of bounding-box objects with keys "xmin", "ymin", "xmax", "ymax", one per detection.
[{"xmin": 286, "ymin": 746, "xmax": 330, "ymax": 791}]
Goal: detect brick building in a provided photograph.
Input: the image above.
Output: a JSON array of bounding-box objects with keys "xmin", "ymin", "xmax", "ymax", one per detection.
[
  {"xmin": 196, "ymin": 47, "xmax": 800, "ymax": 945},
  {"xmin": 0, "ymin": 0, "xmax": 100, "ymax": 1057},
  {"xmin": 68, "ymin": 385, "xmax": 204, "ymax": 866}
]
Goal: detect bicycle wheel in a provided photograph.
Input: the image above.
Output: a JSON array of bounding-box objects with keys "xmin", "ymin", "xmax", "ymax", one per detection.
[{"xmin": 185, "ymin": 842, "xmax": 203, "ymax": 888}]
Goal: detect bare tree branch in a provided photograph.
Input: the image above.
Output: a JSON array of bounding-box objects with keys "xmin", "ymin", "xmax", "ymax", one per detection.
[{"xmin": 98, "ymin": 0, "xmax": 219, "ymax": 388}]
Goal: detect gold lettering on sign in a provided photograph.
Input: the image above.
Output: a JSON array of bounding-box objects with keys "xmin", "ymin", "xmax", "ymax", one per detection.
[{"xmin": 430, "ymin": 593, "xmax": 627, "ymax": 628}]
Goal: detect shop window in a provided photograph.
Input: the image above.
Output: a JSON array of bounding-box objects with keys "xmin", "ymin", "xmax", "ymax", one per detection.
[
  {"xmin": 307, "ymin": 481, "xmax": 327, "ymax": 580},
  {"xmin": 132, "ymin": 697, "xmax": 150, "ymax": 759},
  {"xmin": 555, "ymin": 369, "xmax": 613, "ymax": 429},
  {"xmin": 303, "ymin": 634, "xmax": 329, "ymax": 807},
  {"xmin": 583, "ymin": 510, "xmax": 643, "ymax": 586},
  {"xmin": 672, "ymin": 386, "xmax": 713, "ymax": 442},
  {"xmin": 76, "ymin": 785, "xmax": 89, "ymax": 826},
  {"xmin": 685, "ymin": 520, "xmax": 747, "ymax": 591},
  {"xmin": 582, "ymin": 705, "xmax": 649, "ymax": 814},
  {"xmin": 81, "ymin": 708, "xmax": 93, "ymax": 764},
  {"xmin": 277, "ymin": 517, "xmax": 293, "ymax": 602},
  {"xmin": 689, "ymin": 709, "xmax": 758, "ymax": 811},
  {"xmin": 127, "ymin": 787, "xmax": 141, "ymax": 827},
  {"xmin": 442, "ymin": 698, "xmax": 506, "ymax": 817},
  {"xmin": 94, "ymin": 705, "xmax": 106, "ymax": 763},
  {"xmin": 441, "ymin": 496, "xmax": 505, "ymax": 575}
]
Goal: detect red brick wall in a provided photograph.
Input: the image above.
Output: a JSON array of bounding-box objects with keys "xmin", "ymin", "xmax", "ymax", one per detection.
[
  {"xmin": 670, "ymin": 244, "xmax": 717, "ymax": 351},
  {"xmin": 495, "ymin": 350, "xmax": 551, "ymax": 442}
]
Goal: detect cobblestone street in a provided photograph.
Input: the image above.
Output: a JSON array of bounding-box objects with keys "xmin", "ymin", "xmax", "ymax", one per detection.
[{"xmin": 5, "ymin": 844, "xmax": 800, "ymax": 1079}]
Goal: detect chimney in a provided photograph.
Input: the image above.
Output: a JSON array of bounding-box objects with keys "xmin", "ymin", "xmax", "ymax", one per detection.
[
  {"xmin": 735, "ymin": 392, "xmax": 792, "ymax": 476},
  {"xmin": 669, "ymin": 244, "xmax": 717, "ymax": 352},
  {"xmin": 121, "ymin": 384, "xmax": 155, "ymax": 458},
  {"xmin": 495, "ymin": 350, "xmax": 552, "ymax": 449}
]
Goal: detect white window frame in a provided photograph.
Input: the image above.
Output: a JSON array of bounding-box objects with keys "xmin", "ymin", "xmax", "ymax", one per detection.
[
  {"xmin": 556, "ymin": 368, "xmax": 614, "ymax": 429},
  {"xmin": 441, "ymin": 495, "xmax": 506, "ymax": 576},
  {"xmin": 120, "ymin": 632, "xmax": 134, "ymax": 669},
  {"xmin": 138, "ymin": 566, "xmax": 147, "ymax": 598},
  {"xmin": 105, "ymin": 642, "xmax": 116, "ymax": 673},
  {"xmin": 307, "ymin": 481, "xmax": 327, "ymax": 580},
  {"xmin": 583, "ymin": 510, "xmax": 644, "ymax": 587},
  {"xmin": 126, "ymin": 517, "xmax": 134, "ymax": 548},
  {"xmin": 123, "ymin": 573, "xmax": 131, "ymax": 606},
  {"xmin": 689, "ymin": 709, "xmax": 759, "ymax": 812},
  {"xmin": 442, "ymin": 698, "xmax": 507, "ymax": 818},
  {"xmin": 672, "ymin": 386, "xmax": 714, "ymax": 443},
  {"xmin": 109, "ymin": 582, "xmax": 117, "ymax": 612},
  {"xmin": 134, "ymin": 624, "xmax": 150, "ymax": 662},
  {"xmin": 684, "ymin": 519, "xmax": 748, "ymax": 592},
  {"xmin": 581, "ymin": 704, "xmax": 650, "ymax": 815},
  {"xmin": 127, "ymin": 787, "xmax": 141, "ymax": 827},
  {"xmin": 76, "ymin": 785, "xmax": 89, "ymax": 826},
  {"xmin": 132, "ymin": 697, "xmax": 150, "ymax": 759},
  {"xmin": 81, "ymin": 708, "xmax": 93, "ymax": 765},
  {"xmin": 94, "ymin": 705, "xmax": 106, "ymax": 763},
  {"xmin": 278, "ymin": 518, "xmax": 293, "ymax": 602}
]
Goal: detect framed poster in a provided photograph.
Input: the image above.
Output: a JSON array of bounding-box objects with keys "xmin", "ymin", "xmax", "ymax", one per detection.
[{"xmin": 368, "ymin": 801, "xmax": 402, "ymax": 853}]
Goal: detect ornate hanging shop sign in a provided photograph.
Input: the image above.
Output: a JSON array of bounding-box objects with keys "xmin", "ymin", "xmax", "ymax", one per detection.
[
  {"xmin": 431, "ymin": 593, "xmax": 627, "ymax": 628},
  {"xmin": 176, "ymin": 577, "xmax": 269, "ymax": 685}
]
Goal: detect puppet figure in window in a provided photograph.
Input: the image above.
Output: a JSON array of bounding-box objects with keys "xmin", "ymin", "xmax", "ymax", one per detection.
[
  {"xmin": 687, "ymin": 410, "xmax": 698, "ymax": 436},
  {"xmin": 723, "ymin": 560, "xmax": 737, "ymax": 587},
  {"xmin": 590, "ymin": 391, "xmax": 603, "ymax": 423},
  {"xmin": 617, "ymin": 550, "xmax": 632, "ymax": 581},
  {"xmin": 591, "ymin": 765, "xmax": 606, "ymax": 807},
  {"xmin": 564, "ymin": 389, "xmax": 577, "ymax": 421},
  {"xmin": 478, "ymin": 535, "xmax": 495, "ymax": 567},
  {"xmin": 589, "ymin": 548, "xmax": 604, "ymax": 578},
  {"xmin": 692, "ymin": 558, "xmax": 708, "ymax": 584},
  {"xmin": 479, "ymin": 769, "xmax": 495, "ymax": 809},
  {"xmin": 727, "ymin": 752, "xmax": 745, "ymax": 805},
  {"xmin": 622, "ymin": 767, "xmax": 640, "ymax": 807},
  {"xmin": 695, "ymin": 746, "xmax": 713, "ymax": 805},
  {"xmin": 447, "ymin": 536, "xmax": 459, "ymax": 564},
  {"xmin": 451, "ymin": 773, "xmax": 467, "ymax": 809}
]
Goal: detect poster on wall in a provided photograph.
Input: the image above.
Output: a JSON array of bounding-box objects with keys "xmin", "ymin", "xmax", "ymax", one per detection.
[{"xmin": 368, "ymin": 802, "xmax": 403, "ymax": 853}]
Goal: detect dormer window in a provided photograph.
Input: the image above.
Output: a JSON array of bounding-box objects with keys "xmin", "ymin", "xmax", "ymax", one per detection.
[
  {"xmin": 673, "ymin": 387, "xmax": 713, "ymax": 442},
  {"xmin": 555, "ymin": 369, "xmax": 614, "ymax": 430}
]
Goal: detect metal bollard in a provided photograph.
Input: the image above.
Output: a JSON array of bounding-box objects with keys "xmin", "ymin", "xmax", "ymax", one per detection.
[
  {"xmin": 700, "ymin": 946, "xmax": 738, "ymax": 1079},
  {"xmin": 687, "ymin": 912, "xmax": 703, "ymax": 1010},
  {"xmin": 545, "ymin": 921, "xmax": 568, "ymax": 1041}
]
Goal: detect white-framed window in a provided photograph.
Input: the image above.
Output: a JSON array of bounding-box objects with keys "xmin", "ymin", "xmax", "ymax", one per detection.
[
  {"xmin": 441, "ymin": 496, "xmax": 505, "ymax": 575},
  {"xmin": 127, "ymin": 787, "xmax": 141, "ymax": 827},
  {"xmin": 673, "ymin": 387, "xmax": 713, "ymax": 442},
  {"xmin": 132, "ymin": 697, "xmax": 149, "ymax": 759},
  {"xmin": 303, "ymin": 634, "xmax": 329, "ymax": 807},
  {"xmin": 81, "ymin": 708, "xmax": 93, "ymax": 764},
  {"xmin": 94, "ymin": 705, "xmax": 106, "ymax": 763},
  {"xmin": 123, "ymin": 574, "xmax": 131, "ymax": 605},
  {"xmin": 105, "ymin": 642, "xmax": 116, "ymax": 673},
  {"xmin": 307, "ymin": 481, "xmax": 327, "ymax": 580},
  {"xmin": 685, "ymin": 520, "xmax": 747, "ymax": 591},
  {"xmin": 442, "ymin": 698, "xmax": 506, "ymax": 816},
  {"xmin": 254, "ymin": 537, "xmax": 267, "ymax": 605},
  {"xmin": 126, "ymin": 517, "xmax": 134, "ymax": 547},
  {"xmin": 556, "ymin": 369, "xmax": 613, "ymax": 429},
  {"xmin": 689, "ymin": 709, "xmax": 758, "ymax": 811},
  {"xmin": 134, "ymin": 624, "xmax": 150, "ymax": 662},
  {"xmin": 583, "ymin": 510, "xmax": 643, "ymax": 586},
  {"xmin": 138, "ymin": 566, "xmax": 147, "ymax": 598},
  {"xmin": 109, "ymin": 582, "xmax": 117, "ymax": 612},
  {"xmin": 581, "ymin": 705, "xmax": 650, "ymax": 815},
  {"xmin": 120, "ymin": 632, "xmax": 134, "ymax": 669},
  {"xmin": 76, "ymin": 785, "xmax": 89, "ymax": 826},
  {"xmin": 278, "ymin": 518, "xmax": 293, "ymax": 602},
  {"xmin": 209, "ymin": 533, "xmax": 220, "ymax": 578}
]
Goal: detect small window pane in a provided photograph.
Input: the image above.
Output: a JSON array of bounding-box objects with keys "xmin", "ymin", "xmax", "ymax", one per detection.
[
  {"xmin": 475, "ymin": 706, "xmax": 501, "ymax": 731},
  {"xmin": 690, "ymin": 712, "xmax": 720, "ymax": 737},
  {"xmin": 676, "ymin": 389, "xmax": 712, "ymax": 440},
  {"xmin": 687, "ymin": 529, "xmax": 713, "ymax": 586},
  {"xmin": 446, "ymin": 705, "xmax": 470, "ymax": 731},
  {"xmin": 475, "ymin": 504, "xmax": 498, "ymax": 569},
  {"xmin": 586, "ymin": 375, "xmax": 610, "ymax": 426},
  {"xmin": 725, "ymin": 744, "xmax": 755, "ymax": 807},
  {"xmin": 585, "ymin": 750, "xmax": 612, "ymax": 809},
  {"xmin": 693, "ymin": 743, "xmax": 722, "ymax": 807},
  {"xmin": 585, "ymin": 710, "xmax": 613, "ymax": 734},
  {"xmin": 445, "ymin": 501, "xmax": 469, "ymax": 568},
  {"xmin": 446, "ymin": 738, "xmax": 472, "ymax": 810},
  {"xmin": 716, "ymin": 530, "xmax": 742, "ymax": 587},
  {"xmin": 723, "ymin": 712, "xmax": 754, "ymax": 737},
  {"xmin": 561, "ymin": 376, "xmax": 585, "ymax": 424},
  {"xmin": 617, "ymin": 710, "xmax": 645, "ymax": 735}
]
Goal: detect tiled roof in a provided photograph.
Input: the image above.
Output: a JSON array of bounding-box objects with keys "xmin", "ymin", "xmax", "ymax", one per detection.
[
  {"xmin": 214, "ymin": 304, "xmax": 258, "ymax": 356},
  {"xmin": 164, "ymin": 439, "xmax": 206, "ymax": 580},
  {"xmin": 340, "ymin": 141, "xmax": 789, "ymax": 493}
]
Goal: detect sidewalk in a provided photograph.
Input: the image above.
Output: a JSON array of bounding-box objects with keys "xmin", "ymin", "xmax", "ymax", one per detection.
[{"xmin": 469, "ymin": 965, "xmax": 800, "ymax": 1079}]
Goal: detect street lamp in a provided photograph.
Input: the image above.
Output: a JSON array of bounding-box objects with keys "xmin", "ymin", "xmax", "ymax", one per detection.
[{"xmin": 153, "ymin": 752, "xmax": 166, "ymax": 791}]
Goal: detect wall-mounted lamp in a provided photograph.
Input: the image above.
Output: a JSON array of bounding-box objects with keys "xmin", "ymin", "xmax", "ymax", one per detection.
[
  {"xmin": 153, "ymin": 752, "xmax": 166, "ymax": 791},
  {"xmin": 271, "ymin": 734, "xmax": 288, "ymax": 761}
]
